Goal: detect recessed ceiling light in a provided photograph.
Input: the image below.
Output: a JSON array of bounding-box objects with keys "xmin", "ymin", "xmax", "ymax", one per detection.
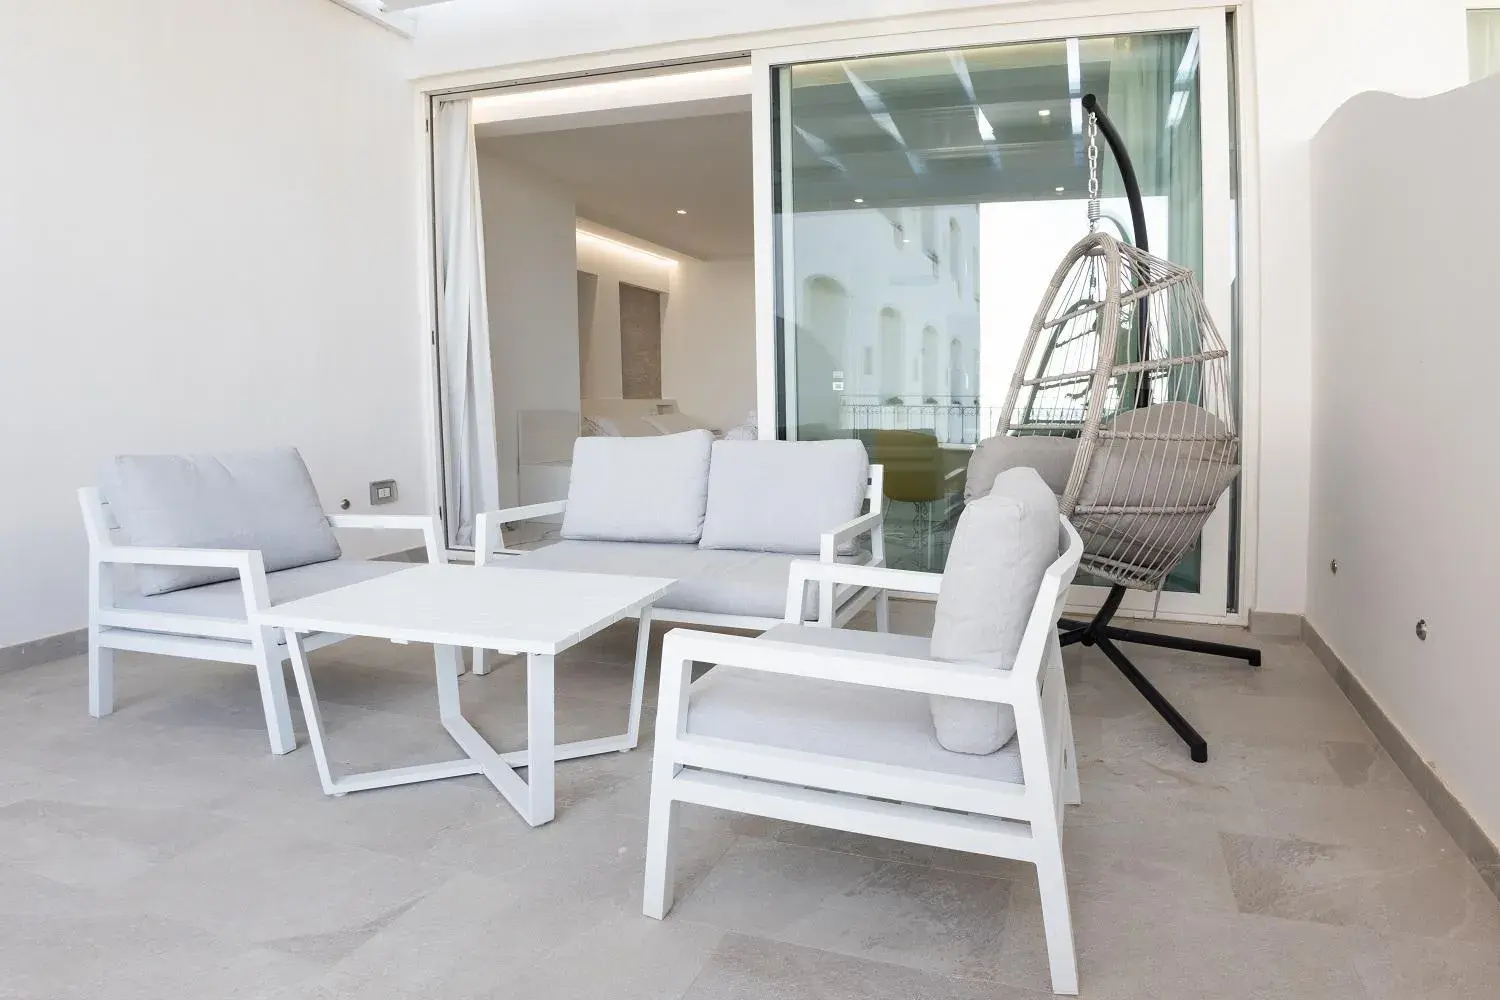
[
  {"xmin": 854, "ymin": 197, "xmax": 865, "ymax": 204},
  {"xmin": 1055, "ymin": 186, "xmax": 1066, "ymax": 192},
  {"xmin": 1038, "ymin": 108, "xmax": 1052, "ymax": 118},
  {"xmin": 675, "ymin": 208, "xmax": 687, "ymax": 215}
]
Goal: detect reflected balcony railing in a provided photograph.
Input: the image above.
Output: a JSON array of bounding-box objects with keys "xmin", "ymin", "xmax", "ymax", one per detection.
[{"xmin": 837, "ymin": 396, "xmax": 1088, "ymax": 445}]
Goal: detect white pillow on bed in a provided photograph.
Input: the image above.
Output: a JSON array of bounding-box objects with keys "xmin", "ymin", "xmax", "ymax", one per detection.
[
  {"xmin": 643, "ymin": 411, "xmax": 708, "ymax": 435},
  {"xmin": 590, "ymin": 415, "xmax": 659, "ymax": 437}
]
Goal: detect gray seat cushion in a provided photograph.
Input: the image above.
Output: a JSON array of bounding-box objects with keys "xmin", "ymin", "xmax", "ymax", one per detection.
[
  {"xmin": 687, "ymin": 623, "xmax": 1023, "ymax": 784},
  {"xmin": 699, "ymin": 440, "xmax": 869, "ymax": 555},
  {"xmin": 562, "ymin": 430, "xmax": 714, "ymax": 544},
  {"xmin": 929, "ymin": 467, "xmax": 1061, "ymax": 755},
  {"xmin": 116, "ymin": 559, "xmax": 406, "ymax": 623},
  {"xmin": 494, "ymin": 540, "xmax": 858, "ymax": 620},
  {"xmin": 101, "ymin": 449, "xmax": 341, "ymax": 596}
]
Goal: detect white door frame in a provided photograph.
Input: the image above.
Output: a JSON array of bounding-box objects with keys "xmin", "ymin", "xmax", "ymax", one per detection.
[
  {"xmin": 751, "ymin": 6, "xmax": 1244, "ymax": 622},
  {"xmin": 410, "ymin": 1, "xmax": 1261, "ymax": 622}
]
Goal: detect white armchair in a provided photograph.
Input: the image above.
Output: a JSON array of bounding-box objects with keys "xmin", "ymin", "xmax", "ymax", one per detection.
[
  {"xmin": 78, "ymin": 451, "xmax": 444, "ymax": 756},
  {"xmin": 642, "ymin": 506, "xmax": 1085, "ymax": 994}
]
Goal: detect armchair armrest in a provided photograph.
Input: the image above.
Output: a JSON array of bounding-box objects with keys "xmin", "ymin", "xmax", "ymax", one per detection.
[
  {"xmin": 818, "ymin": 509, "xmax": 884, "ymax": 562},
  {"xmin": 95, "ymin": 544, "xmax": 264, "ymax": 573},
  {"xmin": 94, "ymin": 544, "xmax": 272, "ymax": 613},
  {"xmin": 326, "ymin": 513, "xmax": 444, "ymax": 565},
  {"xmin": 784, "ymin": 559, "xmax": 941, "ymax": 623},
  {"xmin": 475, "ymin": 501, "xmax": 568, "ymax": 566},
  {"xmin": 659, "ymin": 627, "xmax": 1015, "ymax": 704}
]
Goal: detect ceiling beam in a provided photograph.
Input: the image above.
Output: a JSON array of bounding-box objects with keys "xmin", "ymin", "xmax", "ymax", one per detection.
[{"xmin": 324, "ymin": 0, "xmax": 416, "ymax": 38}]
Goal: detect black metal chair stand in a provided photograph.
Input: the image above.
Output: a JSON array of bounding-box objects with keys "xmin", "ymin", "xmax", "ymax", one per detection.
[{"xmin": 1059, "ymin": 585, "xmax": 1261, "ymax": 764}]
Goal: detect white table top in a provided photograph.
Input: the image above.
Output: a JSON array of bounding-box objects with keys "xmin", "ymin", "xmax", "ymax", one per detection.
[{"xmin": 255, "ymin": 564, "xmax": 675, "ymax": 655}]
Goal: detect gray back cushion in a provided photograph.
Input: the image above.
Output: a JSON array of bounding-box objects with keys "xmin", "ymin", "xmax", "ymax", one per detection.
[
  {"xmin": 928, "ymin": 467, "xmax": 1060, "ymax": 755},
  {"xmin": 102, "ymin": 448, "xmax": 341, "ymax": 596},
  {"xmin": 699, "ymin": 440, "xmax": 869, "ymax": 555},
  {"xmin": 965, "ymin": 434, "xmax": 1078, "ymax": 503},
  {"xmin": 562, "ymin": 430, "xmax": 714, "ymax": 543}
]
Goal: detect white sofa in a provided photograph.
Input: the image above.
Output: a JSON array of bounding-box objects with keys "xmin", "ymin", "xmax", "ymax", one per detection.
[
  {"xmin": 78, "ymin": 449, "xmax": 443, "ymax": 755},
  {"xmin": 474, "ymin": 433, "xmax": 886, "ymax": 673}
]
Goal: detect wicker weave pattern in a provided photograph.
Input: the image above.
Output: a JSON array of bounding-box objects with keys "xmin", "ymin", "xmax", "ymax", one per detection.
[{"xmin": 996, "ymin": 232, "xmax": 1239, "ymax": 591}]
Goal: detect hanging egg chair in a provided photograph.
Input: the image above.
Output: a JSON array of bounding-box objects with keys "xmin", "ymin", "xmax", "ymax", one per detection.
[{"xmin": 969, "ymin": 95, "xmax": 1257, "ymax": 763}]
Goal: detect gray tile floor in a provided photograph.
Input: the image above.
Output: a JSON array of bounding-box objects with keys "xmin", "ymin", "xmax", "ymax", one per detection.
[{"xmin": 2, "ymin": 603, "xmax": 1497, "ymax": 999}]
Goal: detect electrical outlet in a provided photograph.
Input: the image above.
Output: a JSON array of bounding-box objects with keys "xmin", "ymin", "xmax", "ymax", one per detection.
[{"xmin": 369, "ymin": 479, "xmax": 398, "ymax": 505}]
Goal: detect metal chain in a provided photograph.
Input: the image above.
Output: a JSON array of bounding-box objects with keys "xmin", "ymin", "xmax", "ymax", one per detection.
[{"xmin": 1086, "ymin": 111, "xmax": 1101, "ymax": 233}]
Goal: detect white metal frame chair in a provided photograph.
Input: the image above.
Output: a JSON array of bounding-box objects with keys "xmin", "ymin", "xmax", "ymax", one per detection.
[
  {"xmin": 642, "ymin": 517, "xmax": 1086, "ymax": 995},
  {"xmin": 77, "ymin": 488, "xmax": 444, "ymax": 755}
]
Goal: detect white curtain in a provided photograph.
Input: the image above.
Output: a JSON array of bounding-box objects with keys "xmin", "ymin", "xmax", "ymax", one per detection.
[
  {"xmin": 435, "ymin": 100, "xmax": 499, "ymax": 548},
  {"xmin": 1472, "ymin": 12, "xmax": 1500, "ymax": 81}
]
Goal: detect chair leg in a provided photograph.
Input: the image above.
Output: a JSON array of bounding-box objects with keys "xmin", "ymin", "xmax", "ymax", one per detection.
[
  {"xmin": 88, "ymin": 634, "xmax": 115, "ymax": 718},
  {"xmin": 875, "ymin": 590, "xmax": 891, "ymax": 633},
  {"xmin": 254, "ymin": 628, "xmax": 297, "ymax": 756},
  {"xmin": 642, "ymin": 788, "xmax": 679, "ymax": 920},
  {"xmin": 1035, "ymin": 837, "xmax": 1080, "ymax": 996},
  {"xmin": 471, "ymin": 647, "xmax": 490, "ymax": 676},
  {"xmin": 1059, "ymin": 682, "xmax": 1081, "ymax": 806}
]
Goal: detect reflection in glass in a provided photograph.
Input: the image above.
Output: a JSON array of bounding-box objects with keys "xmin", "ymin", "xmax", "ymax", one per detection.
[{"xmin": 774, "ymin": 30, "xmax": 1208, "ymax": 576}]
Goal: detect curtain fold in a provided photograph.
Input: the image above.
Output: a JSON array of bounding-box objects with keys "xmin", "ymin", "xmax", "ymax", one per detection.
[{"xmin": 435, "ymin": 100, "xmax": 500, "ymax": 549}]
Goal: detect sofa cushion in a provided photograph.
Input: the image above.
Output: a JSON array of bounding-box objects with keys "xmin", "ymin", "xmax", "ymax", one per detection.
[
  {"xmin": 688, "ymin": 624, "xmax": 1023, "ymax": 784},
  {"xmin": 562, "ymin": 430, "xmax": 714, "ymax": 544},
  {"xmin": 928, "ymin": 467, "xmax": 1060, "ymax": 755},
  {"xmin": 1075, "ymin": 403, "xmax": 1239, "ymax": 575},
  {"xmin": 493, "ymin": 540, "xmax": 858, "ymax": 620},
  {"xmin": 115, "ymin": 559, "xmax": 406, "ymax": 624},
  {"xmin": 699, "ymin": 440, "xmax": 869, "ymax": 555},
  {"xmin": 965, "ymin": 434, "xmax": 1079, "ymax": 502},
  {"xmin": 101, "ymin": 449, "xmax": 341, "ymax": 596}
]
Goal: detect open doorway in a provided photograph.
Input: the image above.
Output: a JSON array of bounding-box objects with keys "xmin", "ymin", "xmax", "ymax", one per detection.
[{"xmin": 431, "ymin": 64, "xmax": 755, "ymax": 550}]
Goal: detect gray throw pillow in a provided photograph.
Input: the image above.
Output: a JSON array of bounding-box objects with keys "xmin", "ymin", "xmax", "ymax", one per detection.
[
  {"xmin": 562, "ymin": 430, "xmax": 714, "ymax": 543},
  {"xmin": 698, "ymin": 440, "xmax": 869, "ymax": 555},
  {"xmin": 928, "ymin": 467, "xmax": 1061, "ymax": 755},
  {"xmin": 101, "ymin": 448, "xmax": 341, "ymax": 596}
]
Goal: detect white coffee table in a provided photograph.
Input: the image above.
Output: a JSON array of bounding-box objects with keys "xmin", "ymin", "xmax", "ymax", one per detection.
[{"xmin": 255, "ymin": 564, "xmax": 674, "ymax": 826}]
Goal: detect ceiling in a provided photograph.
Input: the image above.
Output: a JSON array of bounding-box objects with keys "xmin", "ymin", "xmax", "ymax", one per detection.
[{"xmin": 481, "ymin": 112, "xmax": 753, "ymax": 261}]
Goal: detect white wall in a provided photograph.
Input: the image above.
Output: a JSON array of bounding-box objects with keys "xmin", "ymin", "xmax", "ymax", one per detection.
[
  {"xmin": 1311, "ymin": 77, "xmax": 1500, "ymax": 841},
  {"xmin": 1244, "ymin": 0, "xmax": 1468, "ymax": 614},
  {"xmin": 575, "ymin": 232, "xmax": 756, "ymax": 431},
  {"xmin": 663, "ymin": 258, "xmax": 757, "ymax": 431},
  {"xmin": 0, "ymin": 0, "xmax": 423, "ymax": 649},
  {"xmin": 576, "ymin": 233, "xmax": 675, "ymax": 403},
  {"xmin": 477, "ymin": 155, "xmax": 581, "ymax": 506}
]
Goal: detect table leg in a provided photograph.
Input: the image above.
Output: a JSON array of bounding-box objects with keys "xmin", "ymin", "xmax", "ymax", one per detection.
[
  {"xmin": 435, "ymin": 643, "xmax": 463, "ymax": 720},
  {"xmin": 284, "ymin": 629, "xmax": 338, "ymax": 796},
  {"xmin": 526, "ymin": 652, "xmax": 556, "ymax": 826},
  {"xmin": 625, "ymin": 607, "xmax": 653, "ymax": 749}
]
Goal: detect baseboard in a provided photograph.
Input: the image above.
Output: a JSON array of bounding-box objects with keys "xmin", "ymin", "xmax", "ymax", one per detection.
[
  {"xmin": 0, "ymin": 628, "xmax": 87, "ymax": 674},
  {"xmin": 1248, "ymin": 610, "xmax": 1302, "ymax": 638},
  {"xmin": 1303, "ymin": 620, "xmax": 1500, "ymax": 902}
]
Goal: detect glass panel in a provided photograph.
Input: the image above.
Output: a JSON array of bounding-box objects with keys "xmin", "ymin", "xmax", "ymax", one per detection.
[{"xmin": 773, "ymin": 30, "xmax": 1208, "ymax": 576}]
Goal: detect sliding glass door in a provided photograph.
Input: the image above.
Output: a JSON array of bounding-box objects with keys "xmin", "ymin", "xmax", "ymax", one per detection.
[{"xmin": 755, "ymin": 10, "xmax": 1235, "ymax": 616}]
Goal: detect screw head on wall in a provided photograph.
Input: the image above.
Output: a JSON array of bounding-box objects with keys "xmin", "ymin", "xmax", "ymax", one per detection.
[
  {"xmin": 1415, "ymin": 619, "xmax": 1429, "ymax": 641},
  {"xmin": 340, "ymin": 499, "xmax": 352, "ymax": 511},
  {"xmin": 1330, "ymin": 559, "xmax": 1339, "ymax": 574}
]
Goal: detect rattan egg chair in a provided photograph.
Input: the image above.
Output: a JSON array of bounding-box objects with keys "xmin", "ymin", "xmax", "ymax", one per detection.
[{"xmin": 972, "ymin": 96, "xmax": 1256, "ymax": 763}]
